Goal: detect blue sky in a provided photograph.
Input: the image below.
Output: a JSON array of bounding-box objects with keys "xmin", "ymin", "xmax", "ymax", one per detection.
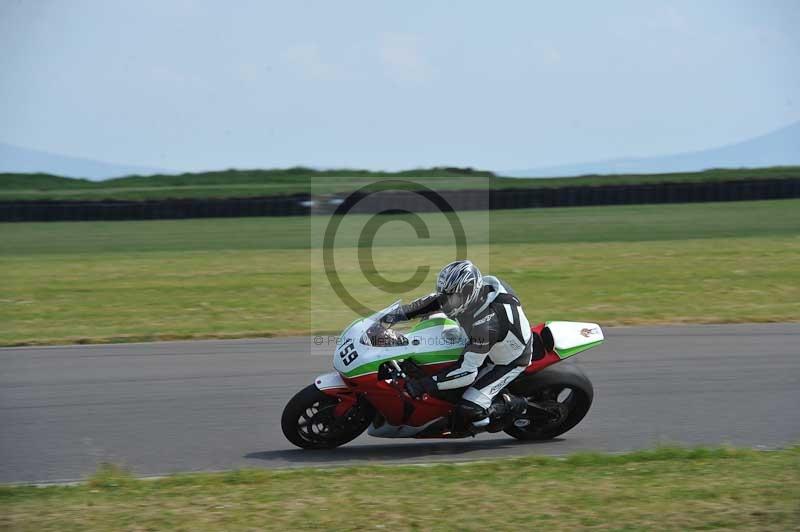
[{"xmin": 1, "ymin": 0, "xmax": 798, "ymax": 172}]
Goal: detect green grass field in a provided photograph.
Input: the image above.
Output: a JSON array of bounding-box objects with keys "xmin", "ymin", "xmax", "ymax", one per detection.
[
  {"xmin": 1, "ymin": 166, "xmax": 797, "ymax": 200},
  {"xmin": 2, "ymin": 447, "xmax": 798, "ymax": 531},
  {"xmin": 1, "ymin": 199, "xmax": 799, "ymax": 346}
]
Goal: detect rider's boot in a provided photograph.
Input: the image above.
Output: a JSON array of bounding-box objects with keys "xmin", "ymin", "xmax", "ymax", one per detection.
[
  {"xmin": 450, "ymin": 399, "xmax": 491, "ymax": 435},
  {"xmin": 480, "ymin": 393, "xmax": 528, "ymax": 432}
]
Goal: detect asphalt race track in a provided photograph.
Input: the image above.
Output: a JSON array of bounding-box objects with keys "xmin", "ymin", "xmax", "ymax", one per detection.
[{"xmin": 1, "ymin": 323, "xmax": 798, "ymax": 483}]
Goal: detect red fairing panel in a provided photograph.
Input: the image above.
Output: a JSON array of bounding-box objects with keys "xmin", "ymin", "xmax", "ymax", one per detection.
[
  {"xmin": 525, "ymin": 323, "xmax": 561, "ymax": 374},
  {"xmin": 343, "ymin": 361, "xmax": 455, "ymax": 427},
  {"xmin": 318, "ymin": 364, "xmax": 455, "ymax": 426}
]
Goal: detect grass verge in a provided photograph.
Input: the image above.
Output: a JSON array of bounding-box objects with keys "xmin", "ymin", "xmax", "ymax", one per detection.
[
  {"xmin": 1, "ymin": 446, "xmax": 798, "ymax": 531},
  {"xmin": 1, "ymin": 200, "xmax": 799, "ymax": 346}
]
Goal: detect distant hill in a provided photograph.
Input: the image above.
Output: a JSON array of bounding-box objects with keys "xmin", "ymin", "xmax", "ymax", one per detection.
[
  {"xmin": 0, "ymin": 142, "xmax": 168, "ymax": 180},
  {"xmin": 507, "ymin": 121, "xmax": 800, "ymax": 177}
]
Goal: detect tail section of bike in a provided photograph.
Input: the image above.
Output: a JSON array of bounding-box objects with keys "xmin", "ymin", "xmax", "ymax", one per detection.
[{"xmin": 526, "ymin": 321, "xmax": 604, "ymax": 374}]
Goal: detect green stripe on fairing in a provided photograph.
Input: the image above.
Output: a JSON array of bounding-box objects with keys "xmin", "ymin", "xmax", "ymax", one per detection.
[
  {"xmin": 555, "ymin": 339, "xmax": 604, "ymax": 359},
  {"xmin": 342, "ymin": 347, "xmax": 463, "ymax": 378},
  {"xmin": 410, "ymin": 317, "xmax": 457, "ymax": 332}
]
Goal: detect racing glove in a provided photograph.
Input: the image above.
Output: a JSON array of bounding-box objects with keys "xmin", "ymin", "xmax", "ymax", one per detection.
[
  {"xmin": 380, "ymin": 309, "xmax": 406, "ymax": 326},
  {"xmin": 382, "ymin": 294, "xmax": 441, "ymax": 326}
]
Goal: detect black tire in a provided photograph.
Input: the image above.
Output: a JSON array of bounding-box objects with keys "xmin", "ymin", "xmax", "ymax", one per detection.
[
  {"xmin": 504, "ymin": 363, "xmax": 593, "ymax": 441},
  {"xmin": 281, "ymin": 384, "xmax": 373, "ymax": 450}
]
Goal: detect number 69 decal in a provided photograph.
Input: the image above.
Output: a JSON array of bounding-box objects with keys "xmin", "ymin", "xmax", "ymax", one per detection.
[{"xmin": 338, "ymin": 339, "xmax": 359, "ymax": 366}]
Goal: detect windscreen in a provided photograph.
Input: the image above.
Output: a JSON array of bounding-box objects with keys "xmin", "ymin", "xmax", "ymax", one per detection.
[{"xmin": 362, "ymin": 301, "xmax": 402, "ymax": 328}]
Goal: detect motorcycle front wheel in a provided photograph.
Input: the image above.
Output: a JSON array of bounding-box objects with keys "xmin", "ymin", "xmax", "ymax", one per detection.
[{"xmin": 281, "ymin": 384, "xmax": 373, "ymax": 450}]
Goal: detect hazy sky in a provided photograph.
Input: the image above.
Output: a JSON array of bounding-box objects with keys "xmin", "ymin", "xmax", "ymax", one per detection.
[{"xmin": 1, "ymin": 0, "xmax": 798, "ymax": 172}]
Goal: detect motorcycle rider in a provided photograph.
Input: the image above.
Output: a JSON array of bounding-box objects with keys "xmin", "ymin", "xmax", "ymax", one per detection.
[{"xmin": 383, "ymin": 260, "xmax": 532, "ymax": 430}]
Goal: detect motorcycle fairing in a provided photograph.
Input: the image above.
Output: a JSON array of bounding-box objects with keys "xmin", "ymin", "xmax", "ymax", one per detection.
[
  {"xmin": 332, "ymin": 305, "xmax": 467, "ymax": 379},
  {"xmin": 367, "ymin": 416, "xmax": 444, "ymax": 438},
  {"xmin": 546, "ymin": 321, "xmax": 605, "ymax": 359},
  {"xmin": 409, "ymin": 316, "xmax": 458, "ymax": 332}
]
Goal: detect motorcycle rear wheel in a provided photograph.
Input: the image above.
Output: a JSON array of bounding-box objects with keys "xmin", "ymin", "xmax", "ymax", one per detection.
[
  {"xmin": 281, "ymin": 384, "xmax": 373, "ymax": 450},
  {"xmin": 504, "ymin": 363, "xmax": 593, "ymax": 441}
]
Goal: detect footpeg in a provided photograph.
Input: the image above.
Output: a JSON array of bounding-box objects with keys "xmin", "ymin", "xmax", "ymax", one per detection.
[{"xmin": 502, "ymin": 393, "xmax": 528, "ymax": 416}]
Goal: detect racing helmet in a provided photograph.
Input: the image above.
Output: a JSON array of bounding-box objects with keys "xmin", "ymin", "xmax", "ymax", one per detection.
[{"xmin": 436, "ymin": 260, "xmax": 484, "ymax": 318}]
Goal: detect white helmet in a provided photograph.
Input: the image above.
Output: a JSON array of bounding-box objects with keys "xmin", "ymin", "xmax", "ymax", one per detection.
[{"xmin": 436, "ymin": 260, "xmax": 484, "ymax": 317}]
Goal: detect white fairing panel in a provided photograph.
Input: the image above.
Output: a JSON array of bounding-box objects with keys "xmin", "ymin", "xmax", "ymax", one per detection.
[
  {"xmin": 314, "ymin": 371, "xmax": 347, "ymax": 390},
  {"xmin": 547, "ymin": 321, "xmax": 604, "ymax": 350},
  {"xmin": 368, "ymin": 417, "xmax": 442, "ymax": 437},
  {"xmin": 331, "ymin": 302, "xmax": 466, "ymax": 378}
]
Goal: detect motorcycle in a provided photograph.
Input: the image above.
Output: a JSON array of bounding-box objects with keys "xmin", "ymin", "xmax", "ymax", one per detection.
[{"xmin": 282, "ymin": 301, "xmax": 603, "ymax": 449}]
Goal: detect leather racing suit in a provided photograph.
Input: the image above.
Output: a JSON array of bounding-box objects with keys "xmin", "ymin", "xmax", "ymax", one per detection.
[{"xmin": 394, "ymin": 275, "xmax": 533, "ymax": 424}]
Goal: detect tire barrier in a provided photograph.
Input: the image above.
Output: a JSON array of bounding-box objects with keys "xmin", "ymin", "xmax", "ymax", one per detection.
[
  {"xmin": 0, "ymin": 194, "xmax": 311, "ymax": 222},
  {"xmin": 1, "ymin": 178, "xmax": 798, "ymax": 222},
  {"xmin": 489, "ymin": 178, "xmax": 800, "ymax": 209}
]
